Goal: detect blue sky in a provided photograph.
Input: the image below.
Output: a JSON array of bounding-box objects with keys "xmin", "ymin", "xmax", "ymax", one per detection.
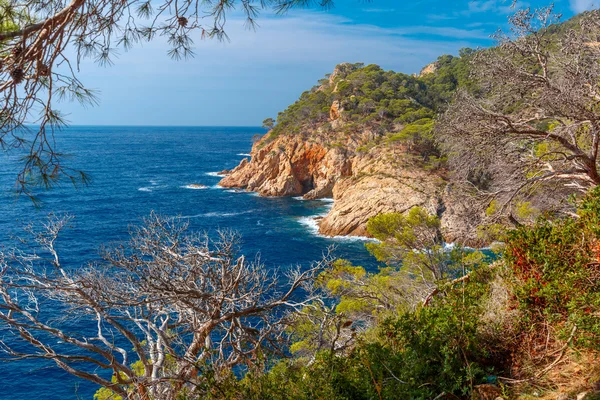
[{"xmin": 62, "ymin": 0, "xmax": 595, "ymax": 126}]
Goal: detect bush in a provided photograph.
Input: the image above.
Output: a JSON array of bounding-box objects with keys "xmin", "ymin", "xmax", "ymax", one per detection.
[
  {"xmin": 247, "ymin": 265, "xmax": 503, "ymax": 400},
  {"xmin": 505, "ymin": 187, "xmax": 600, "ymax": 350}
]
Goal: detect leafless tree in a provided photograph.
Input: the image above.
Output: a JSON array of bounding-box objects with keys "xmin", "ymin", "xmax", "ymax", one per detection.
[
  {"xmin": 0, "ymin": 0, "xmax": 334, "ymax": 196},
  {"xmin": 0, "ymin": 213, "xmax": 331, "ymax": 399},
  {"xmin": 439, "ymin": 7, "xmax": 600, "ymax": 214}
]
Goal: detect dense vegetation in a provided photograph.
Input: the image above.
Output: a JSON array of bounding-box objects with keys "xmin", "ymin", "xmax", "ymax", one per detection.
[
  {"xmin": 264, "ymin": 52, "xmax": 473, "ymax": 165},
  {"xmin": 192, "ymin": 10, "xmax": 600, "ymax": 399},
  {"xmin": 1, "ymin": 6, "xmax": 598, "ymax": 400},
  {"xmin": 150, "ymin": 190, "xmax": 600, "ymax": 400},
  {"xmin": 83, "ymin": 190, "xmax": 600, "ymax": 399}
]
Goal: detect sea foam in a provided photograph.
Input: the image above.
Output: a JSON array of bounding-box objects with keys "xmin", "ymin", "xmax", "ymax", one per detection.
[
  {"xmin": 180, "ymin": 210, "xmax": 253, "ymax": 219},
  {"xmin": 297, "ymin": 216, "xmax": 378, "ymax": 243},
  {"xmin": 181, "ymin": 184, "xmax": 208, "ymax": 190}
]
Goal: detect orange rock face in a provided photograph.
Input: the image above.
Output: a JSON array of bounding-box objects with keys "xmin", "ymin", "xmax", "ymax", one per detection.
[
  {"xmin": 219, "ymin": 128, "xmax": 483, "ymax": 245},
  {"xmin": 219, "ymin": 133, "xmax": 352, "ymax": 199},
  {"xmin": 329, "ymin": 101, "xmax": 341, "ymax": 120}
]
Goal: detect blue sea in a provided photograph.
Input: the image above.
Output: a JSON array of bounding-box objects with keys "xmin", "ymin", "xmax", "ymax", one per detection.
[{"xmin": 0, "ymin": 126, "xmax": 376, "ymax": 399}]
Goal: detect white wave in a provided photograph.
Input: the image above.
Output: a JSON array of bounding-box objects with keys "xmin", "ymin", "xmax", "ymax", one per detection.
[
  {"xmin": 443, "ymin": 242, "xmax": 456, "ymax": 251},
  {"xmin": 149, "ymin": 179, "xmax": 160, "ymax": 186},
  {"xmin": 293, "ymin": 196, "xmax": 335, "ymax": 203},
  {"xmin": 181, "ymin": 210, "xmax": 253, "ymax": 219},
  {"xmin": 205, "ymin": 172, "xmax": 222, "ymax": 177},
  {"xmin": 237, "ymin": 153, "xmax": 252, "ymax": 157},
  {"xmin": 181, "ymin": 184, "xmax": 208, "ymax": 190},
  {"xmin": 226, "ymin": 189, "xmax": 245, "ymax": 193},
  {"xmin": 330, "ymin": 235, "xmax": 379, "ymax": 243},
  {"xmin": 210, "ymin": 184, "xmax": 225, "ymax": 189},
  {"xmin": 443, "ymin": 242, "xmax": 481, "ymax": 251},
  {"xmin": 138, "ymin": 187, "xmax": 152, "ymax": 192},
  {"xmin": 204, "ymin": 211, "xmax": 244, "ymax": 217},
  {"xmin": 298, "ymin": 216, "xmax": 321, "ymax": 234},
  {"xmin": 297, "ymin": 216, "xmax": 378, "ymax": 243}
]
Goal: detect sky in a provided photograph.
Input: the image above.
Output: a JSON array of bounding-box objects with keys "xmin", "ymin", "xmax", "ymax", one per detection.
[{"xmin": 61, "ymin": 0, "xmax": 595, "ymax": 126}]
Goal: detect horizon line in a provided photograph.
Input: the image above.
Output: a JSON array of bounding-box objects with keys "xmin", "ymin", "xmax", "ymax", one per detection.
[{"xmin": 33, "ymin": 124, "xmax": 267, "ymax": 129}]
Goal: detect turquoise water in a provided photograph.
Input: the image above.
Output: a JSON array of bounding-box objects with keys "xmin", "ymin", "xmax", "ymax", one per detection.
[{"xmin": 0, "ymin": 126, "xmax": 376, "ymax": 399}]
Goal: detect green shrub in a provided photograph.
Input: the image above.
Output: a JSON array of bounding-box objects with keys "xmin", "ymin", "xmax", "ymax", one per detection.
[{"xmin": 505, "ymin": 187, "xmax": 600, "ymax": 349}]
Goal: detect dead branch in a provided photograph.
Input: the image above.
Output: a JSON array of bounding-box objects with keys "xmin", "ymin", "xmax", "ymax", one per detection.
[{"xmin": 0, "ymin": 212, "xmax": 332, "ymax": 399}]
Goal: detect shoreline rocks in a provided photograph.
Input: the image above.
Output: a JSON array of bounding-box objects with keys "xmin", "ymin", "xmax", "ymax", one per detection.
[{"xmin": 219, "ymin": 131, "xmax": 482, "ymax": 245}]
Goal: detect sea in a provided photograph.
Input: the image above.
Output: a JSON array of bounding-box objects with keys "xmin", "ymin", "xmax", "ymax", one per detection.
[{"xmin": 0, "ymin": 126, "xmax": 377, "ymax": 399}]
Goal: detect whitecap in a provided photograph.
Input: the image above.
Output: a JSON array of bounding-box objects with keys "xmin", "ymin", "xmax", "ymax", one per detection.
[
  {"xmin": 443, "ymin": 242, "xmax": 480, "ymax": 251},
  {"xmin": 298, "ymin": 216, "xmax": 320, "ymax": 234},
  {"xmin": 181, "ymin": 184, "xmax": 208, "ymax": 190},
  {"xmin": 237, "ymin": 153, "xmax": 252, "ymax": 157},
  {"xmin": 205, "ymin": 172, "xmax": 222, "ymax": 177},
  {"xmin": 443, "ymin": 242, "xmax": 456, "ymax": 251},
  {"xmin": 138, "ymin": 187, "xmax": 152, "ymax": 192},
  {"xmin": 293, "ymin": 196, "xmax": 335, "ymax": 203},
  {"xmin": 204, "ymin": 211, "xmax": 243, "ymax": 217},
  {"xmin": 180, "ymin": 210, "xmax": 253, "ymax": 219},
  {"xmin": 297, "ymin": 216, "xmax": 378, "ymax": 243},
  {"xmin": 330, "ymin": 235, "xmax": 379, "ymax": 243}
]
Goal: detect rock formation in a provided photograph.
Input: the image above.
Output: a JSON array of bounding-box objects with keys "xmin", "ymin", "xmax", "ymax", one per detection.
[
  {"xmin": 219, "ymin": 62, "xmax": 485, "ymax": 245},
  {"xmin": 418, "ymin": 61, "xmax": 439, "ymax": 77},
  {"xmin": 219, "ymin": 129, "xmax": 481, "ymax": 243}
]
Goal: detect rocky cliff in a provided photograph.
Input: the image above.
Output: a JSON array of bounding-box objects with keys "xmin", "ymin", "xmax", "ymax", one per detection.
[
  {"xmin": 219, "ymin": 130, "xmax": 479, "ymax": 243},
  {"xmin": 219, "ymin": 62, "xmax": 483, "ymax": 244}
]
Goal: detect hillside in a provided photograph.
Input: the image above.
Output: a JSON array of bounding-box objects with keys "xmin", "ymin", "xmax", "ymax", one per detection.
[{"xmin": 219, "ymin": 57, "xmax": 484, "ymax": 243}]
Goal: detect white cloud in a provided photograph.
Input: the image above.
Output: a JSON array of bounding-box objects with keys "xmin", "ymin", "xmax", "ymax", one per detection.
[
  {"xmin": 461, "ymin": 0, "xmax": 518, "ymax": 16},
  {"xmin": 570, "ymin": 0, "xmax": 599, "ymax": 13}
]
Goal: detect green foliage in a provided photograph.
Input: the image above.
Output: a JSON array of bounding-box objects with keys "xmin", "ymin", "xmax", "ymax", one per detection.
[
  {"xmin": 485, "ymin": 200, "xmax": 499, "ymax": 217},
  {"xmin": 419, "ymin": 51, "xmax": 476, "ymax": 108},
  {"xmin": 367, "ymin": 207, "xmax": 440, "ymax": 243},
  {"xmin": 93, "ymin": 360, "xmax": 146, "ymax": 399},
  {"xmin": 234, "ymin": 265, "xmax": 503, "ymax": 400},
  {"xmin": 262, "ymin": 117, "xmax": 275, "ymax": 130},
  {"xmin": 0, "ymin": 1, "xmax": 31, "ymax": 36},
  {"xmin": 476, "ymin": 223, "xmax": 507, "ymax": 243},
  {"xmin": 264, "ymin": 53, "xmax": 474, "ymax": 161},
  {"xmin": 514, "ymin": 201, "xmax": 539, "ymax": 221},
  {"xmin": 505, "ymin": 187, "xmax": 600, "ymax": 350},
  {"xmin": 366, "ymin": 207, "xmax": 462, "ymax": 282},
  {"xmin": 321, "ymin": 259, "xmax": 407, "ymax": 316},
  {"xmin": 268, "ymin": 83, "xmax": 335, "ymax": 139},
  {"xmin": 387, "ymin": 118, "xmax": 440, "ymax": 161},
  {"xmin": 367, "ymin": 268, "xmax": 497, "ymax": 398}
]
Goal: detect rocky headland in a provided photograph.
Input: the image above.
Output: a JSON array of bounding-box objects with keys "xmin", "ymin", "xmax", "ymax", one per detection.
[
  {"xmin": 219, "ymin": 63, "xmax": 482, "ymax": 244},
  {"xmin": 219, "ymin": 130, "xmax": 478, "ymax": 243}
]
